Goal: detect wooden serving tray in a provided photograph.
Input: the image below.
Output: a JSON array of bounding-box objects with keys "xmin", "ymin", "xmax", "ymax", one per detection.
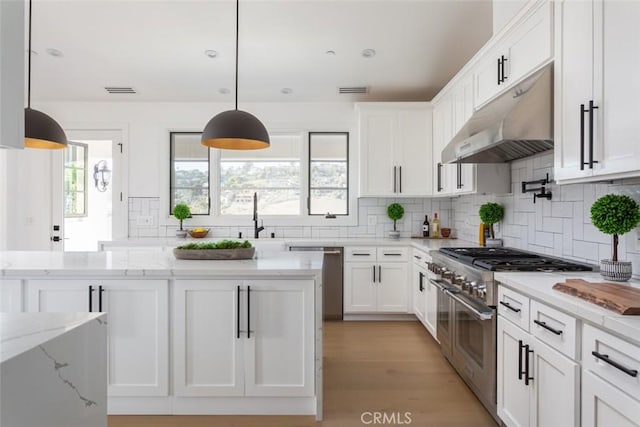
[{"xmin": 552, "ymin": 278, "xmax": 640, "ymax": 315}]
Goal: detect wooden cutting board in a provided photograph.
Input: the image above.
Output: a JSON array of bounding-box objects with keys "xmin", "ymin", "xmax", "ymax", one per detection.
[{"xmin": 552, "ymin": 278, "xmax": 640, "ymax": 315}]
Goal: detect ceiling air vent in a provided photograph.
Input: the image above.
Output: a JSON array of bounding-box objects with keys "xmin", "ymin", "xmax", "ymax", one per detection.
[
  {"xmin": 338, "ymin": 86, "xmax": 368, "ymax": 95},
  {"xmin": 105, "ymin": 87, "xmax": 136, "ymax": 94}
]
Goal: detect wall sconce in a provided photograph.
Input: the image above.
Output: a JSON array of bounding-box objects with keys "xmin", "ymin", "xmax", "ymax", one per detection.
[{"xmin": 93, "ymin": 160, "xmax": 111, "ymax": 192}]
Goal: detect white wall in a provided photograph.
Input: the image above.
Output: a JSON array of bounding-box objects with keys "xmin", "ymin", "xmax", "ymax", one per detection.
[{"xmin": 493, "ymin": 0, "xmax": 528, "ymax": 34}]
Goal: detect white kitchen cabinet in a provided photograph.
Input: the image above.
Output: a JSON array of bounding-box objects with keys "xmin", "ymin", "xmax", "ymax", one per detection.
[
  {"xmin": 344, "ymin": 246, "xmax": 409, "ymax": 314},
  {"xmin": 554, "ymin": 0, "xmax": 640, "ymax": 182},
  {"xmin": 0, "ymin": 279, "xmax": 22, "ymax": 312},
  {"xmin": 424, "ymin": 272, "xmax": 438, "ymax": 340},
  {"xmin": 0, "ymin": 0, "xmax": 24, "ymax": 149},
  {"xmin": 173, "ymin": 279, "xmax": 315, "ymax": 398},
  {"xmin": 432, "ymin": 95, "xmax": 455, "ymax": 195},
  {"xmin": 358, "ymin": 103, "xmax": 433, "ymax": 197},
  {"xmin": 26, "ymin": 279, "xmax": 169, "ymax": 397},
  {"xmin": 497, "ymin": 316, "xmax": 579, "ymax": 427},
  {"xmin": 412, "ymin": 249, "xmax": 437, "ymax": 340},
  {"xmin": 412, "ymin": 261, "xmax": 427, "ymax": 322},
  {"xmin": 475, "ymin": 0, "xmax": 552, "ymax": 109},
  {"xmin": 582, "ymin": 370, "xmax": 640, "ymax": 427}
]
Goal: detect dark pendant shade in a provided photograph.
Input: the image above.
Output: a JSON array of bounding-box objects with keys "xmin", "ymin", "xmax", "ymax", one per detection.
[
  {"xmin": 24, "ymin": 108, "xmax": 68, "ymax": 149},
  {"xmin": 201, "ymin": 109, "xmax": 270, "ymax": 149}
]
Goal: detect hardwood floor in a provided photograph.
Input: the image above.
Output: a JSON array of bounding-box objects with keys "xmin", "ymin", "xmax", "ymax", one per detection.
[{"xmin": 109, "ymin": 321, "xmax": 497, "ymax": 427}]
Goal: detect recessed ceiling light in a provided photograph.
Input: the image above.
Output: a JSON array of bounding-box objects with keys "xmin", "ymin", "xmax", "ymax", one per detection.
[
  {"xmin": 361, "ymin": 48, "xmax": 376, "ymax": 58},
  {"xmin": 325, "ymin": 50, "xmax": 336, "ymax": 56},
  {"xmin": 204, "ymin": 50, "xmax": 218, "ymax": 59},
  {"xmin": 281, "ymin": 88, "xmax": 293, "ymax": 95},
  {"xmin": 46, "ymin": 48, "xmax": 63, "ymax": 58},
  {"xmin": 218, "ymin": 88, "xmax": 230, "ymax": 94}
]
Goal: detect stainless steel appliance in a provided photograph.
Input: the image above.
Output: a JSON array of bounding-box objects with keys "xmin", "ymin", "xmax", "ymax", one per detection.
[
  {"xmin": 288, "ymin": 246, "xmax": 343, "ymax": 320},
  {"xmin": 428, "ymin": 247, "xmax": 593, "ymax": 422}
]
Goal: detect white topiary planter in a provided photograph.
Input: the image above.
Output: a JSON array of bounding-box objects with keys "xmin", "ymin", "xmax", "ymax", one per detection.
[
  {"xmin": 388, "ymin": 231, "xmax": 400, "ymax": 239},
  {"xmin": 599, "ymin": 259, "xmax": 632, "ymax": 282}
]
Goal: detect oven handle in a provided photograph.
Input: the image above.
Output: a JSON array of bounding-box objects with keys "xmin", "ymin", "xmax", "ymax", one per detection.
[{"xmin": 445, "ymin": 290, "xmax": 494, "ymax": 321}]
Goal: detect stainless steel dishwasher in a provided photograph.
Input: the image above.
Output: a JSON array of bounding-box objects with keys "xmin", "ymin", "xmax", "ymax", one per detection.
[{"xmin": 288, "ymin": 246, "xmax": 343, "ymax": 320}]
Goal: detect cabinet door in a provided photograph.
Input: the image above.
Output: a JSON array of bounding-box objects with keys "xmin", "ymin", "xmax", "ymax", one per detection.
[
  {"xmin": 593, "ymin": 0, "xmax": 640, "ymax": 177},
  {"xmin": 101, "ymin": 280, "xmax": 168, "ymax": 396},
  {"xmin": 582, "ymin": 370, "xmax": 640, "ymax": 427},
  {"xmin": 424, "ymin": 277, "xmax": 438, "ymax": 341},
  {"xmin": 376, "ymin": 263, "xmax": 408, "ymax": 312},
  {"xmin": 396, "ymin": 109, "xmax": 432, "ymax": 196},
  {"xmin": 475, "ymin": 47, "xmax": 504, "ymax": 109},
  {"xmin": 553, "ymin": 0, "xmax": 595, "ymax": 181},
  {"xmin": 359, "ymin": 111, "xmax": 396, "ymax": 196},
  {"xmin": 497, "ymin": 317, "xmax": 530, "ymax": 427},
  {"xmin": 432, "ymin": 97, "xmax": 455, "ymax": 195},
  {"xmin": 344, "ymin": 263, "xmax": 376, "ymax": 313},
  {"xmin": 173, "ymin": 280, "xmax": 243, "ymax": 397},
  {"xmin": 412, "ymin": 265, "xmax": 426, "ymax": 321},
  {"xmin": 0, "ymin": 279, "xmax": 22, "ymax": 312},
  {"xmin": 244, "ymin": 280, "xmax": 314, "ymax": 397},
  {"xmin": 531, "ymin": 338, "xmax": 579, "ymax": 427},
  {"xmin": 27, "ymin": 280, "xmax": 92, "ymax": 312}
]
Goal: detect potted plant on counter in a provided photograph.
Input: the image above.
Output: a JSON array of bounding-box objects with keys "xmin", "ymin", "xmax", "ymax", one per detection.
[
  {"xmin": 172, "ymin": 203, "xmax": 191, "ymax": 238},
  {"xmin": 590, "ymin": 194, "xmax": 640, "ymax": 281},
  {"xmin": 479, "ymin": 202, "xmax": 504, "ymax": 247},
  {"xmin": 173, "ymin": 240, "xmax": 255, "ymax": 260},
  {"xmin": 387, "ymin": 203, "xmax": 404, "ymax": 239}
]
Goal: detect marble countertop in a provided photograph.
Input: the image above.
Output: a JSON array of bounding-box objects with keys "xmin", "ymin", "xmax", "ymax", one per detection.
[
  {"xmin": 0, "ymin": 250, "xmax": 323, "ymax": 277},
  {"xmin": 495, "ymin": 271, "xmax": 640, "ymax": 345},
  {"xmin": 1, "ymin": 312, "xmax": 105, "ymax": 363}
]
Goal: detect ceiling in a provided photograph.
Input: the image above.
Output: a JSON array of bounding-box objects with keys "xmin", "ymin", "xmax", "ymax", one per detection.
[{"xmin": 29, "ymin": 0, "xmax": 493, "ymax": 103}]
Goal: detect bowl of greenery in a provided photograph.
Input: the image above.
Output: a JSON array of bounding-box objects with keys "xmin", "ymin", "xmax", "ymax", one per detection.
[{"xmin": 173, "ymin": 240, "xmax": 255, "ymax": 260}]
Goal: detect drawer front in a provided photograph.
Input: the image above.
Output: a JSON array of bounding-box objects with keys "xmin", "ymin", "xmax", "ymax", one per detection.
[
  {"xmin": 345, "ymin": 247, "xmax": 376, "ymax": 262},
  {"xmin": 412, "ymin": 248, "xmax": 430, "ymax": 266},
  {"xmin": 377, "ymin": 247, "xmax": 408, "ymax": 262},
  {"xmin": 530, "ymin": 300, "xmax": 577, "ymax": 359},
  {"xmin": 497, "ymin": 286, "xmax": 530, "ymax": 332},
  {"xmin": 583, "ymin": 324, "xmax": 640, "ymax": 397}
]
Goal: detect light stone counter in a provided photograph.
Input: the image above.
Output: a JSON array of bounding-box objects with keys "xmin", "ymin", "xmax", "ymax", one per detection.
[
  {"xmin": 1, "ymin": 312, "xmax": 107, "ymax": 427},
  {"xmin": 495, "ymin": 271, "xmax": 640, "ymax": 345}
]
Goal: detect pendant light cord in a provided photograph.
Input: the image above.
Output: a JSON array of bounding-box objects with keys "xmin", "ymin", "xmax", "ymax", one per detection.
[
  {"xmin": 27, "ymin": 0, "xmax": 32, "ymax": 109},
  {"xmin": 234, "ymin": 0, "xmax": 239, "ymax": 111}
]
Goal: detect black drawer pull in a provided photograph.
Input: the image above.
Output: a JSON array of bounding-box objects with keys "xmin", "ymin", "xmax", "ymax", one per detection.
[
  {"xmin": 533, "ymin": 320, "xmax": 563, "ymax": 336},
  {"xmin": 352, "ymin": 253, "xmax": 371, "ymax": 256},
  {"xmin": 383, "ymin": 253, "xmax": 402, "ymax": 256},
  {"xmin": 592, "ymin": 351, "xmax": 638, "ymax": 378},
  {"xmin": 500, "ymin": 301, "xmax": 521, "ymax": 313}
]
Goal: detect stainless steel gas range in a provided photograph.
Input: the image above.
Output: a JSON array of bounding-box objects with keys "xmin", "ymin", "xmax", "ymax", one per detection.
[{"xmin": 427, "ymin": 247, "xmax": 593, "ymax": 422}]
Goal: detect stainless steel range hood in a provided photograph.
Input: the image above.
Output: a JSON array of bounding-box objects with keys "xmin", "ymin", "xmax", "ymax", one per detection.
[{"xmin": 442, "ymin": 65, "xmax": 553, "ymax": 164}]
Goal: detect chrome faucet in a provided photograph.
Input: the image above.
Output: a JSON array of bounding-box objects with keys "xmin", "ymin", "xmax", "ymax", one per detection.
[{"xmin": 253, "ymin": 192, "xmax": 264, "ymax": 238}]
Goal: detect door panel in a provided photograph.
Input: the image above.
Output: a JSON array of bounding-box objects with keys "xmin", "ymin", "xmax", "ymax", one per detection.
[
  {"xmin": 376, "ymin": 263, "xmax": 408, "ymax": 312},
  {"xmin": 344, "ymin": 263, "xmax": 376, "ymax": 312},
  {"xmin": 27, "ymin": 280, "xmax": 90, "ymax": 312},
  {"xmin": 497, "ymin": 317, "xmax": 530, "ymax": 427}
]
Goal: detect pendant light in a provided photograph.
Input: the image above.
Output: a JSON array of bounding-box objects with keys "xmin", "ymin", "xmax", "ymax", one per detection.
[
  {"xmin": 201, "ymin": 0, "xmax": 269, "ymax": 150},
  {"xmin": 24, "ymin": 0, "xmax": 67, "ymax": 149}
]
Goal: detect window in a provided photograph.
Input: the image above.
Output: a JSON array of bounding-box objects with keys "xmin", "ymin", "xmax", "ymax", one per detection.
[
  {"xmin": 170, "ymin": 132, "xmax": 210, "ymax": 215},
  {"xmin": 220, "ymin": 134, "xmax": 301, "ymax": 215},
  {"xmin": 308, "ymin": 132, "xmax": 349, "ymax": 215},
  {"xmin": 64, "ymin": 142, "xmax": 88, "ymax": 217}
]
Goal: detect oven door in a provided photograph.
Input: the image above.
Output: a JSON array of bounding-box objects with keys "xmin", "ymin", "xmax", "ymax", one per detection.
[{"xmin": 448, "ymin": 290, "xmax": 497, "ymax": 412}]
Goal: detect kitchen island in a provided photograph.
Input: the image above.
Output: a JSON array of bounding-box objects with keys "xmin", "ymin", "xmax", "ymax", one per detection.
[{"xmin": 0, "ymin": 250, "xmax": 323, "ymax": 419}]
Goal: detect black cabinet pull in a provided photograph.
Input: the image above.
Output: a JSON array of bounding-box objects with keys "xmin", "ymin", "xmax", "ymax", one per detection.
[
  {"xmin": 497, "ymin": 57, "xmax": 502, "ymax": 85},
  {"xmin": 525, "ymin": 344, "xmax": 534, "ymax": 385},
  {"xmin": 373, "ymin": 265, "xmax": 376, "ymax": 283},
  {"xmin": 419, "ymin": 272, "xmax": 424, "ymax": 292},
  {"xmin": 383, "ymin": 253, "xmax": 402, "ymax": 256},
  {"xmin": 437, "ymin": 163, "xmax": 443, "ymax": 192},
  {"xmin": 247, "ymin": 285, "xmax": 251, "ymax": 339},
  {"xmin": 378, "ymin": 265, "xmax": 382, "ymax": 283},
  {"xmin": 393, "ymin": 166, "xmax": 397, "ymax": 193},
  {"xmin": 500, "ymin": 301, "xmax": 521, "ymax": 313},
  {"xmin": 588, "ymin": 100, "xmax": 599, "ymax": 169},
  {"xmin": 353, "ymin": 253, "xmax": 371, "ymax": 256},
  {"xmin": 398, "ymin": 166, "xmax": 402, "ymax": 193},
  {"xmin": 500, "ymin": 55, "xmax": 508, "ymax": 83},
  {"xmin": 236, "ymin": 285, "xmax": 241, "ymax": 339},
  {"xmin": 457, "ymin": 163, "xmax": 462, "ymax": 189},
  {"xmin": 533, "ymin": 319, "xmax": 563, "ymax": 335},
  {"xmin": 580, "ymin": 104, "xmax": 587, "ymax": 170},
  {"xmin": 98, "ymin": 285, "xmax": 105, "ymax": 312},
  {"xmin": 88, "ymin": 285, "xmax": 94, "ymax": 312},
  {"xmin": 518, "ymin": 340, "xmax": 525, "ymax": 380},
  {"xmin": 591, "ymin": 351, "xmax": 638, "ymax": 377},
  {"xmin": 414, "ymin": 255, "xmax": 422, "ymax": 260}
]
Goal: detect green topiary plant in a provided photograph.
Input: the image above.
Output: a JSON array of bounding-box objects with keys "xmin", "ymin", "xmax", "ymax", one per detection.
[
  {"xmin": 590, "ymin": 194, "xmax": 640, "ymax": 262},
  {"xmin": 172, "ymin": 203, "xmax": 191, "ymax": 231},
  {"xmin": 387, "ymin": 203, "xmax": 405, "ymax": 231},
  {"xmin": 479, "ymin": 202, "xmax": 504, "ymax": 239}
]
